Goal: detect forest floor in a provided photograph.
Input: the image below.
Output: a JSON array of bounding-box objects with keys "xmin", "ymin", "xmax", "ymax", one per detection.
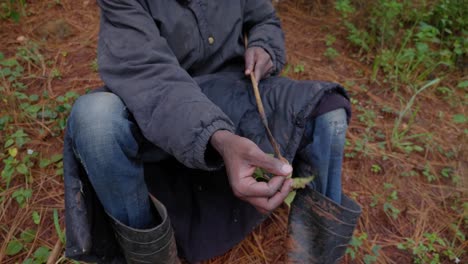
[{"xmin": 0, "ymin": 1, "xmax": 466, "ymax": 263}]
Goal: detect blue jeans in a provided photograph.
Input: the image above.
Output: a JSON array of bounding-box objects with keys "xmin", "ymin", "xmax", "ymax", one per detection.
[{"xmin": 67, "ymin": 92, "xmax": 347, "ymax": 229}]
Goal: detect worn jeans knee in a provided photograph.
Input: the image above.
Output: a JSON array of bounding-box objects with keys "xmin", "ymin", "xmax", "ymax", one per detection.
[
  {"xmin": 300, "ymin": 108, "xmax": 348, "ymax": 204},
  {"xmin": 67, "ymin": 92, "xmax": 155, "ymax": 228},
  {"xmin": 68, "ymin": 92, "xmax": 139, "ymax": 159}
]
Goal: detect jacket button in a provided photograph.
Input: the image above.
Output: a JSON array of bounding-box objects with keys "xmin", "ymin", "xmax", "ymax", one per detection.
[{"xmin": 208, "ymin": 36, "xmax": 215, "ymax": 45}]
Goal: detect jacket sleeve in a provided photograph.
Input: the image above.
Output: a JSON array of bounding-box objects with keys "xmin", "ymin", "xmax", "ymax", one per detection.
[
  {"xmin": 243, "ymin": 0, "xmax": 286, "ymax": 75},
  {"xmin": 97, "ymin": 0, "xmax": 235, "ymax": 170}
]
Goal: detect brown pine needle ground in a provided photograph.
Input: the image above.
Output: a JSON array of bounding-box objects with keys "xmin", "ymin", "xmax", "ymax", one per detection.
[{"xmin": 0, "ymin": 1, "xmax": 466, "ymax": 264}]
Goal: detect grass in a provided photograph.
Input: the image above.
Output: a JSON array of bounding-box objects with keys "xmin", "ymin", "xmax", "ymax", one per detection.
[{"xmin": 1, "ymin": 0, "xmax": 467, "ymax": 263}]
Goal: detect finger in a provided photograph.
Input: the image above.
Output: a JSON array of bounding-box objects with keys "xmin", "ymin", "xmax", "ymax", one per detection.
[
  {"xmin": 254, "ymin": 55, "xmax": 269, "ymax": 82},
  {"xmin": 246, "ymin": 178, "xmax": 293, "ymax": 212},
  {"xmin": 248, "ymin": 147, "xmax": 292, "ymax": 176},
  {"xmin": 255, "ymin": 206, "xmax": 269, "ymax": 215},
  {"xmin": 239, "ymin": 175, "xmax": 286, "ymax": 197},
  {"xmin": 266, "ymin": 60, "xmax": 274, "ymax": 76},
  {"xmin": 244, "ymin": 49, "xmax": 255, "ymax": 75}
]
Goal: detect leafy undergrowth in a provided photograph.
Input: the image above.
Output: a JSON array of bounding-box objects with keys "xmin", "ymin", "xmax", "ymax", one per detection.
[{"xmin": 0, "ymin": 0, "xmax": 466, "ymax": 264}]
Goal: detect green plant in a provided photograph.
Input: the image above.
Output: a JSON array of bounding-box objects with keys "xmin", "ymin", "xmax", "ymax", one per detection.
[
  {"xmin": 293, "ymin": 63, "xmax": 305, "ymax": 73},
  {"xmin": 336, "ymin": 0, "xmax": 466, "ymax": 100},
  {"xmin": 0, "ymin": 0, "xmax": 27, "ymax": 22},
  {"xmin": 363, "ymin": 245, "xmax": 381, "ymax": 264},
  {"xmin": 90, "ymin": 58, "xmax": 98, "ymax": 72},
  {"xmin": 53, "ymin": 208, "xmax": 66, "ymax": 243},
  {"xmin": 12, "ymin": 187, "xmax": 32, "ymax": 207},
  {"xmin": 23, "ymin": 246, "xmax": 50, "ymax": 264},
  {"xmin": 370, "ymin": 164, "xmax": 382, "ymax": 174},
  {"xmin": 422, "ymin": 163, "xmax": 437, "ymax": 182},
  {"xmin": 32, "ymin": 210, "xmax": 40, "ymax": 225},
  {"xmin": 4, "ymin": 229, "xmax": 43, "ymax": 260},
  {"xmin": 383, "ymin": 183, "xmax": 400, "ymax": 220},
  {"xmin": 346, "ymin": 232, "xmax": 368, "ymax": 260},
  {"xmin": 391, "ymin": 79, "xmax": 439, "ymax": 153},
  {"xmin": 281, "ymin": 63, "xmax": 306, "ymax": 76},
  {"xmin": 356, "ymin": 104, "xmax": 376, "ymax": 129},
  {"xmin": 397, "ymin": 233, "xmax": 459, "ymax": 264},
  {"xmin": 50, "ymin": 68, "xmax": 62, "ymax": 79},
  {"xmin": 325, "ymin": 34, "xmax": 337, "ymax": 46},
  {"xmin": 346, "ymin": 232, "xmax": 380, "ymax": 263},
  {"xmin": 324, "ymin": 47, "xmax": 340, "ymax": 60}
]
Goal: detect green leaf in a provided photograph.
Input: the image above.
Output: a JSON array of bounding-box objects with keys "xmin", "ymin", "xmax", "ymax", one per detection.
[
  {"xmin": 371, "ymin": 245, "xmax": 381, "ymax": 256},
  {"xmin": 0, "ymin": 58, "xmax": 18, "ymax": 67},
  {"xmin": 10, "ymin": 11, "xmax": 21, "ymax": 23},
  {"xmin": 440, "ymin": 167, "xmax": 452, "ymax": 178},
  {"xmin": 65, "ymin": 91, "xmax": 79, "ymax": 99},
  {"xmin": 253, "ymin": 167, "xmax": 267, "ymax": 181},
  {"xmin": 33, "ymin": 246, "xmax": 50, "ymax": 263},
  {"xmin": 6, "ymin": 240, "xmax": 23, "ymax": 255},
  {"xmin": 9, "ymin": 147, "xmax": 18, "ymax": 157},
  {"xmin": 50, "ymin": 154, "xmax": 63, "ymax": 163},
  {"xmin": 363, "ymin": 254, "xmax": 377, "ymax": 264},
  {"xmin": 4, "ymin": 138, "xmax": 14, "ymax": 148},
  {"xmin": 53, "ymin": 209, "xmax": 66, "ymax": 243},
  {"xmin": 56, "ymin": 168, "xmax": 64, "ymax": 176},
  {"xmin": 12, "ymin": 188, "xmax": 32, "ymax": 207},
  {"xmin": 39, "ymin": 158, "xmax": 51, "ymax": 168},
  {"xmin": 284, "ymin": 191, "xmax": 296, "ymax": 207},
  {"xmin": 1, "ymin": 67, "xmax": 12, "ymax": 77},
  {"xmin": 346, "ymin": 247, "xmax": 356, "ymax": 259},
  {"xmin": 457, "ymin": 80, "xmax": 468, "ymax": 89},
  {"xmin": 29, "ymin": 94, "xmax": 39, "ymax": 102},
  {"xmin": 453, "ymin": 114, "xmax": 466, "ymax": 124},
  {"xmin": 39, "ymin": 154, "xmax": 63, "ymax": 168},
  {"xmin": 413, "ymin": 145, "xmax": 424, "ymax": 152},
  {"xmin": 26, "ymin": 104, "xmax": 42, "ymax": 114},
  {"xmin": 20, "ymin": 229, "xmax": 37, "ymax": 243},
  {"xmin": 22, "ymin": 258, "xmax": 33, "ymax": 264},
  {"xmin": 291, "ymin": 176, "xmax": 314, "ymax": 189},
  {"xmin": 16, "ymin": 163, "xmax": 29, "ymax": 175},
  {"xmin": 32, "ymin": 211, "xmax": 41, "ymax": 225}
]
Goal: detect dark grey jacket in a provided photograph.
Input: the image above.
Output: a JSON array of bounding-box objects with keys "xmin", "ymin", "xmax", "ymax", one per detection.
[
  {"xmin": 64, "ymin": 0, "xmax": 349, "ymax": 262},
  {"xmin": 97, "ymin": 0, "xmax": 285, "ymax": 170}
]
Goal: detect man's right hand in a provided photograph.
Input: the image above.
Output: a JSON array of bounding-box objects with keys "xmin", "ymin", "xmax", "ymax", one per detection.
[{"xmin": 210, "ymin": 130, "xmax": 293, "ymax": 214}]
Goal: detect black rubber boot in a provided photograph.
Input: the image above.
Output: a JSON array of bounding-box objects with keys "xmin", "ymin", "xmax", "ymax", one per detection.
[
  {"xmin": 107, "ymin": 196, "xmax": 179, "ymax": 264},
  {"xmin": 285, "ymin": 186, "xmax": 362, "ymax": 264}
]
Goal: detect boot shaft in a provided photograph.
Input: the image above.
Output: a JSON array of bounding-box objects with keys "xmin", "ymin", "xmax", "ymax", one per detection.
[
  {"xmin": 107, "ymin": 196, "xmax": 179, "ymax": 264},
  {"xmin": 286, "ymin": 186, "xmax": 362, "ymax": 264}
]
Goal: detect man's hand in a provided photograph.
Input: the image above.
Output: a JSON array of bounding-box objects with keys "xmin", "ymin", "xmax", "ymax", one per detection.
[
  {"xmin": 244, "ymin": 47, "xmax": 274, "ymax": 82},
  {"xmin": 211, "ymin": 130, "xmax": 293, "ymax": 214}
]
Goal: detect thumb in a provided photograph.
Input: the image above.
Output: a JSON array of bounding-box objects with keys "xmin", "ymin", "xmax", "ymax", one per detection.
[
  {"xmin": 250, "ymin": 149, "xmax": 292, "ymax": 176},
  {"xmin": 244, "ymin": 48, "xmax": 255, "ymax": 75}
]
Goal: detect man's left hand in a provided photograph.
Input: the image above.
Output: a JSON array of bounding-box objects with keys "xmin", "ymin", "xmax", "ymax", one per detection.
[{"xmin": 244, "ymin": 47, "xmax": 274, "ymax": 82}]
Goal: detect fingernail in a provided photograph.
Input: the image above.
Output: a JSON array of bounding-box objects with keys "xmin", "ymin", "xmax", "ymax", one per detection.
[{"xmin": 281, "ymin": 164, "xmax": 292, "ymax": 174}]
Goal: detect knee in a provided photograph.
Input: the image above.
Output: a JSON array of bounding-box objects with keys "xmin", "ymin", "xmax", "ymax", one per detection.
[
  {"xmin": 68, "ymin": 92, "xmax": 130, "ymax": 143},
  {"xmin": 314, "ymin": 108, "xmax": 348, "ymax": 153},
  {"xmin": 316, "ymin": 108, "xmax": 348, "ymax": 136}
]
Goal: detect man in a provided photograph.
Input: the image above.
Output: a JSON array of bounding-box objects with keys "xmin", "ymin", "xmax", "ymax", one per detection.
[{"xmin": 64, "ymin": 0, "xmax": 360, "ymax": 263}]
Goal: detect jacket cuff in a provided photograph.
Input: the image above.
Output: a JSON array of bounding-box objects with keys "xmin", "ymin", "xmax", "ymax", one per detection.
[{"xmin": 192, "ymin": 119, "xmax": 235, "ymax": 171}]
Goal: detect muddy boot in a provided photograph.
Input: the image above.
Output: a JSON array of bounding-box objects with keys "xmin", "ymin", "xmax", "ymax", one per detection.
[
  {"xmin": 107, "ymin": 196, "xmax": 179, "ymax": 264},
  {"xmin": 285, "ymin": 186, "xmax": 361, "ymax": 264}
]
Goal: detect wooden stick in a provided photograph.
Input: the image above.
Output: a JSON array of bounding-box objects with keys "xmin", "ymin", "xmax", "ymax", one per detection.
[
  {"xmin": 46, "ymin": 239, "xmax": 62, "ymax": 264},
  {"xmin": 244, "ymin": 34, "xmax": 285, "ymax": 161}
]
